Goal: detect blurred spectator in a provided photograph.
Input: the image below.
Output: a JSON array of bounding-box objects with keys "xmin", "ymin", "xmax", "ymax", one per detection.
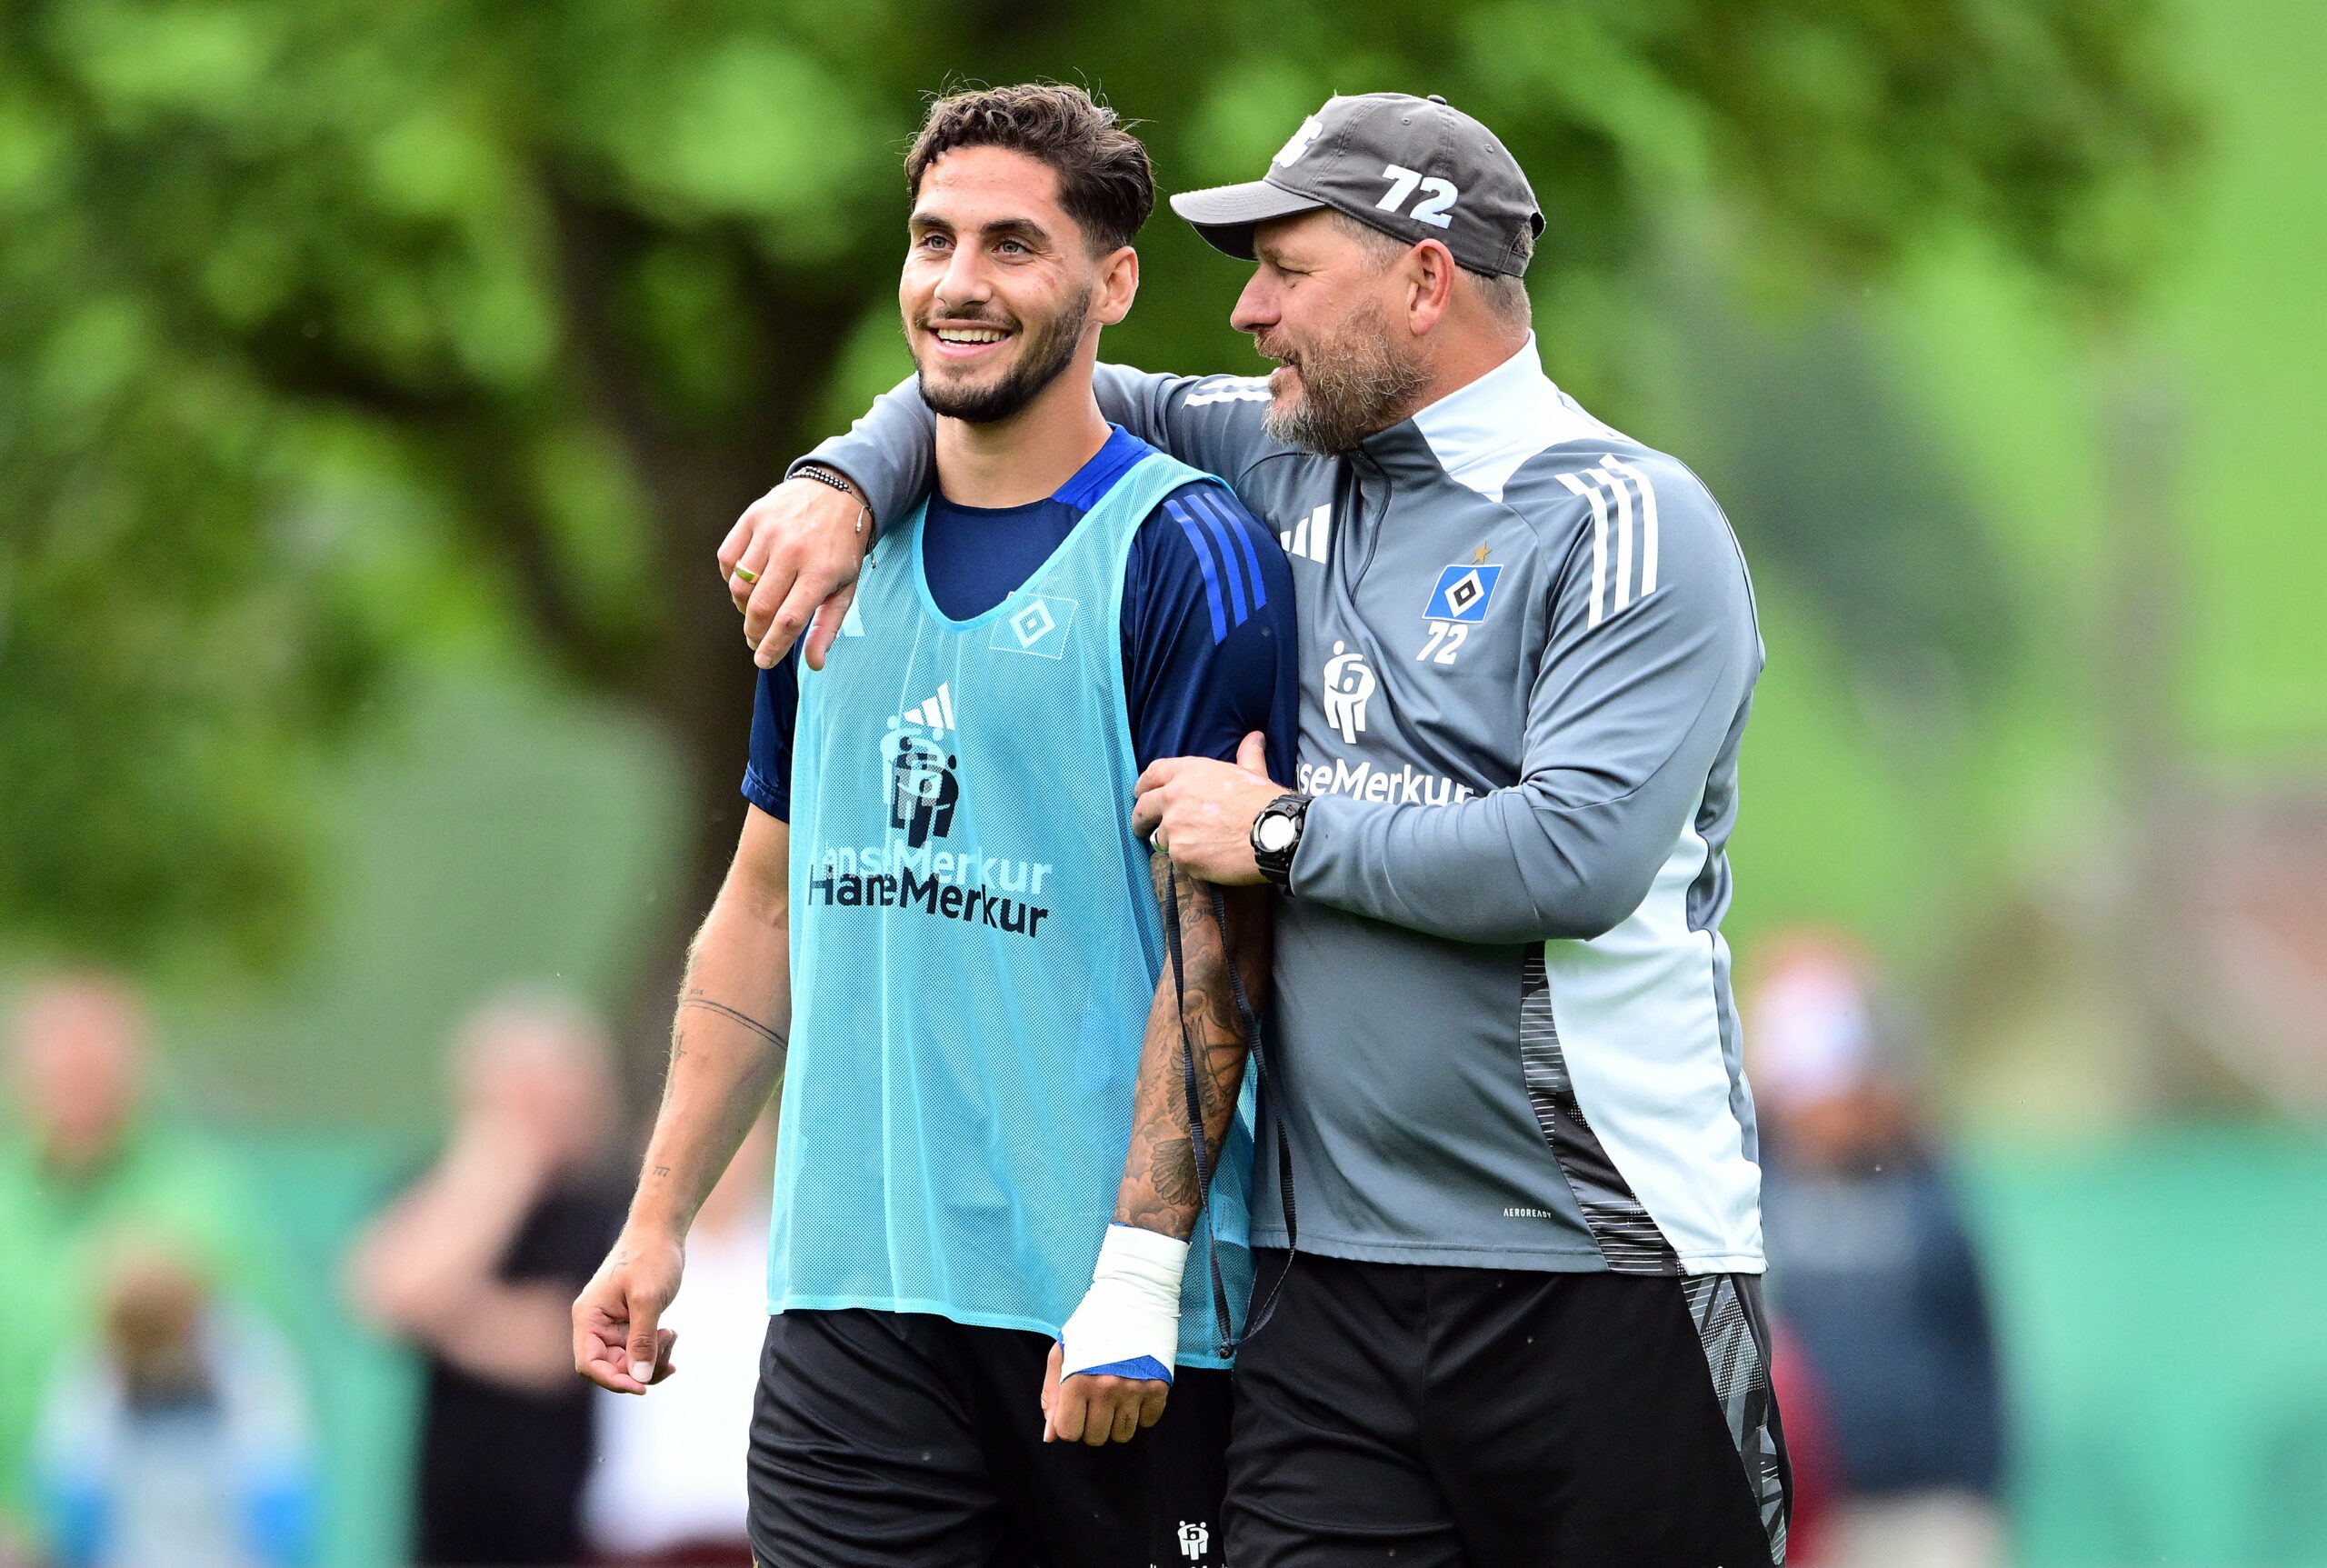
[
  {"xmin": 0, "ymin": 974, "xmax": 284, "ymax": 1541},
  {"xmin": 583, "ymin": 1115, "xmax": 772, "ymax": 1568},
  {"xmin": 1748, "ymin": 932, "xmax": 2008, "ymax": 1568},
  {"xmin": 1767, "ymin": 1320, "xmax": 1839, "ymax": 1568},
  {"xmin": 348, "ymin": 990, "xmax": 623, "ymax": 1568},
  {"xmin": 31, "ymin": 1241, "xmax": 315, "ymax": 1568}
]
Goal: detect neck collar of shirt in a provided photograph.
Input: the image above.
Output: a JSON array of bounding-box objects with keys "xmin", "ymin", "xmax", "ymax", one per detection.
[
  {"xmin": 932, "ymin": 424, "xmax": 1154, "ymax": 516},
  {"xmin": 1392, "ymin": 335, "xmax": 1616, "ymax": 503}
]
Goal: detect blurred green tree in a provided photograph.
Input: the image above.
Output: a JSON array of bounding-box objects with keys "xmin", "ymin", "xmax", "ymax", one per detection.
[{"xmin": 0, "ymin": 0, "xmax": 2188, "ymax": 1013}]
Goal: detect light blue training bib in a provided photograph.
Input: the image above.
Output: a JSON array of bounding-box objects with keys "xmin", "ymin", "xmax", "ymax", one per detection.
[{"xmin": 771, "ymin": 444, "xmax": 1253, "ymax": 1368}]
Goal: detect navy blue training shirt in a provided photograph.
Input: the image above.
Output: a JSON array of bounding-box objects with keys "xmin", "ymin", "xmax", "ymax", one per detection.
[{"xmin": 744, "ymin": 427, "xmax": 1296, "ymax": 822}]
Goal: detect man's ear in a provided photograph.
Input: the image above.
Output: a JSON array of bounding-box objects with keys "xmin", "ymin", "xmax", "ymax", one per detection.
[
  {"xmin": 1094, "ymin": 245, "xmax": 1140, "ymax": 327},
  {"xmin": 1403, "ymin": 239, "xmax": 1458, "ymax": 336}
]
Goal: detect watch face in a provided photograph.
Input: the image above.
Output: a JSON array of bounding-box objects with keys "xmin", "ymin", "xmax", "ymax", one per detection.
[{"xmin": 1256, "ymin": 814, "xmax": 1296, "ymax": 853}]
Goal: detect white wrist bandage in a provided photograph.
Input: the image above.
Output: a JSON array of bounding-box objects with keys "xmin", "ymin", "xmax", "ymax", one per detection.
[{"xmin": 1058, "ymin": 1223, "xmax": 1188, "ymax": 1383}]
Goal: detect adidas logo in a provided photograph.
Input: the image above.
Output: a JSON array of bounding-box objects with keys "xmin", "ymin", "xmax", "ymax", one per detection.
[
  {"xmin": 1278, "ymin": 504, "xmax": 1331, "ymax": 564},
  {"xmin": 901, "ymin": 682, "xmax": 955, "ymax": 732}
]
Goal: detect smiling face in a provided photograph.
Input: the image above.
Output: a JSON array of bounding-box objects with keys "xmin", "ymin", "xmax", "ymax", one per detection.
[
  {"xmin": 902, "ymin": 145, "xmax": 1130, "ymax": 424},
  {"xmin": 1232, "ymin": 211, "xmax": 1429, "ymax": 454}
]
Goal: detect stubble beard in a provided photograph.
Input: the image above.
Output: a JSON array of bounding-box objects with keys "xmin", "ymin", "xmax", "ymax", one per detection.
[
  {"xmin": 916, "ymin": 291, "xmax": 1092, "ymax": 425},
  {"xmin": 1257, "ymin": 302, "xmax": 1429, "ymax": 454}
]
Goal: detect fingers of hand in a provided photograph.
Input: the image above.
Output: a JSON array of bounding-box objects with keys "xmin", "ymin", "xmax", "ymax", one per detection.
[
  {"xmin": 743, "ymin": 565, "xmax": 788, "ymax": 650},
  {"xmin": 1075, "ymin": 1383, "xmax": 1116, "ymax": 1447},
  {"xmin": 734, "ymin": 479, "xmax": 868, "ymax": 655},
  {"xmin": 572, "ymin": 1286, "xmax": 639, "ymax": 1392},
  {"xmin": 579, "ymin": 1341, "xmax": 639, "ymax": 1393},
  {"xmin": 576, "ymin": 1354, "xmax": 632, "ymax": 1393},
  {"xmin": 571, "ymin": 1307, "xmax": 609, "ymax": 1385},
  {"xmin": 1134, "ymin": 757, "xmax": 1185, "ymax": 798},
  {"xmin": 1084, "ymin": 1381, "xmax": 1144, "ymax": 1447},
  {"xmin": 1131, "ymin": 779, "xmax": 1173, "ymax": 838},
  {"xmin": 1236, "ymin": 731, "xmax": 1269, "ymax": 774},
  {"xmin": 724, "ymin": 504, "xmax": 784, "ymax": 608},
  {"xmin": 803, "ymin": 583, "xmax": 857, "ymax": 674},
  {"xmin": 1057, "ymin": 1376, "xmax": 1166, "ymax": 1447},
  {"xmin": 1048, "ymin": 1377, "xmax": 1088, "ymax": 1443},
  {"xmin": 718, "ymin": 496, "xmax": 772, "ymax": 583},
  {"xmin": 755, "ymin": 579, "xmax": 828, "ymax": 670},
  {"xmin": 716, "ymin": 512, "xmax": 754, "ymax": 585}
]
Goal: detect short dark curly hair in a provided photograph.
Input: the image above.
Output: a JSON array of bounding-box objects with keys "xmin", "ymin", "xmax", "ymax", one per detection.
[{"xmin": 904, "ymin": 84, "xmax": 1155, "ymax": 255}]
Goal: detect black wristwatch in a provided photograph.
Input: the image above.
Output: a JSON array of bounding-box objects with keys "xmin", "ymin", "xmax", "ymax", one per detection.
[{"xmin": 1250, "ymin": 794, "xmax": 1312, "ymax": 890}]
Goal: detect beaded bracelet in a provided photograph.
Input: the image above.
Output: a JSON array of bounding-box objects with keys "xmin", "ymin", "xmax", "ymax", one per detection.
[{"xmin": 794, "ymin": 464, "xmax": 870, "ymax": 537}]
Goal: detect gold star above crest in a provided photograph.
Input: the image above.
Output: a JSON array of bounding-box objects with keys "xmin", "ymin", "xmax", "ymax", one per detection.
[{"xmin": 1472, "ymin": 544, "xmax": 1493, "ymax": 564}]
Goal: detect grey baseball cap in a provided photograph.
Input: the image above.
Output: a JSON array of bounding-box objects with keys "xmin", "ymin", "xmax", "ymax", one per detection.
[{"xmin": 1170, "ymin": 93, "xmax": 1544, "ymax": 277}]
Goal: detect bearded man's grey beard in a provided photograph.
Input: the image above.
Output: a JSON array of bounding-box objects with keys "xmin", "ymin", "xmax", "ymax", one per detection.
[
  {"xmin": 917, "ymin": 291, "xmax": 1091, "ymax": 424},
  {"xmin": 1259, "ymin": 304, "xmax": 1429, "ymax": 454}
]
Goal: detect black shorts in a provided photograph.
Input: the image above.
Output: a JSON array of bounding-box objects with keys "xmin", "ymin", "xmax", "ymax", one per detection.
[
  {"xmin": 1226, "ymin": 1251, "xmax": 1791, "ymax": 1567},
  {"xmin": 746, "ymin": 1309, "xmax": 1231, "ymax": 1568}
]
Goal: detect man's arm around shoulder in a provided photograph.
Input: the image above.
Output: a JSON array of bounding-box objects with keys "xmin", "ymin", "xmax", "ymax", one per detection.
[{"xmin": 721, "ymin": 366, "xmax": 1287, "ymax": 671}]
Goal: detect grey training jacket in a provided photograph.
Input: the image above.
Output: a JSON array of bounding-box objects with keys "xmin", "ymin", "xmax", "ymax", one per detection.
[{"xmin": 804, "ymin": 341, "xmax": 1767, "ymax": 1276}]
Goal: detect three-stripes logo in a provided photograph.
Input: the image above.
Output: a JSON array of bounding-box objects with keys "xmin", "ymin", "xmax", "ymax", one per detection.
[
  {"xmin": 899, "ymin": 682, "xmax": 954, "ymax": 732},
  {"xmin": 1166, "ymin": 490, "xmax": 1272, "ymax": 644},
  {"xmin": 1554, "ymin": 454, "xmax": 1660, "ymax": 628},
  {"xmin": 1278, "ymin": 504, "xmax": 1332, "ymax": 565},
  {"xmin": 1183, "ymin": 377, "xmax": 1273, "ymax": 408}
]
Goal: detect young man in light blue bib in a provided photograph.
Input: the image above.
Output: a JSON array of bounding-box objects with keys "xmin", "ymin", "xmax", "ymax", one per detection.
[{"xmin": 573, "ymin": 85, "xmax": 1294, "ymax": 1568}]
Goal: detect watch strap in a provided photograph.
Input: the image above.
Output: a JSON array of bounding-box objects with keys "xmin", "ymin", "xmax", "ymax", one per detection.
[{"xmin": 1251, "ymin": 793, "xmax": 1312, "ymax": 891}]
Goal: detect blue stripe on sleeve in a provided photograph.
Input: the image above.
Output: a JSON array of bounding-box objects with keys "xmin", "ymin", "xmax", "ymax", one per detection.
[
  {"xmin": 1193, "ymin": 487, "xmax": 1269, "ymax": 613},
  {"xmin": 1194, "ymin": 506, "xmax": 1251, "ymax": 628},
  {"xmin": 1166, "ymin": 499, "xmax": 1231, "ymax": 644}
]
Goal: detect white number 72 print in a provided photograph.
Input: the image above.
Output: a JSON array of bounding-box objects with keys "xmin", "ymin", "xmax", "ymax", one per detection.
[
  {"xmin": 1376, "ymin": 164, "xmax": 1459, "ymax": 228},
  {"xmin": 1417, "ymin": 621, "xmax": 1469, "ymax": 664}
]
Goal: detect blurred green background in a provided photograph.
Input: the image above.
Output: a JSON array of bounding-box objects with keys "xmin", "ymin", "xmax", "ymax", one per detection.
[{"xmin": 3, "ymin": 0, "xmax": 2323, "ymax": 1562}]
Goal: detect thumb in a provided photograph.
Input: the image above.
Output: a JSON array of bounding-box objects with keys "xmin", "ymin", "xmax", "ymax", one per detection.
[
  {"xmin": 1041, "ymin": 1342, "xmax": 1063, "ymax": 1441},
  {"xmin": 626, "ymin": 1297, "xmax": 666, "ymax": 1389},
  {"xmin": 1237, "ymin": 731, "xmax": 1269, "ymax": 776}
]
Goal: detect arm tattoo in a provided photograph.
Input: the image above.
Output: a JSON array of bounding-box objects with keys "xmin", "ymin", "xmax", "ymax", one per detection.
[
  {"xmin": 1152, "ymin": 1139, "xmax": 1202, "ymax": 1210},
  {"xmin": 1117, "ymin": 1136, "xmax": 1203, "ymax": 1237},
  {"xmin": 678, "ymin": 994, "xmax": 789, "ymax": 1051},
  {"xmin": 1114, "ymin": 865, "xmax": 1267, "ymax": 1236}
]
